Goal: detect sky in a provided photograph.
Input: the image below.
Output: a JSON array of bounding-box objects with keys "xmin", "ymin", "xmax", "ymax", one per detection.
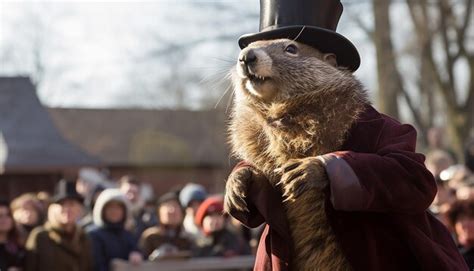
[{"xmin": 0, "ymin": 0, "xmax": 454, "ymax": 111}]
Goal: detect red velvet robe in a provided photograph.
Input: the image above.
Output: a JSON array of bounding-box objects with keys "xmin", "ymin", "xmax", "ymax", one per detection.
[{"xmin": 229, "ymin": 105, "xmax": 468, "ymax": 271}]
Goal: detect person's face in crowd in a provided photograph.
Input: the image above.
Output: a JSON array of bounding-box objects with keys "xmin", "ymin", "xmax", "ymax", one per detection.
[
  {"xmin": 13, "ymin": 201, "xmax": 40, "ymax": 226},
  {"xmin": 202, "ymin": 213, "xmax": 225, "ymax": 234},
  {"xmin": 455, "ymin": 215, "xmax": 474, "ymax": 248},
  {"xmin": 104, "ymin": 201, "xmax": 125, "ymax": 224},
  {"xmin": 120, "ymin": 183, "xmax": 140, "ymax": 204},
  {"xmin": 159, "ymin": 200, "xmax": 183, "ymax": 227},
  {"xmin": 456, "ymin": 186, "xmax": 474, "ymax": 200},
  {"xmin": 48, "ymin": 199, "xmax": 83, "ymax": 228},
  {"xmin": 0, "ymin": 206, "xmax": 13, "ymax": 235}
]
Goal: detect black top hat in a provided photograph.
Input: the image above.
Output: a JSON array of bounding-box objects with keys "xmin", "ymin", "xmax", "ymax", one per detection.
[
  {"xmin": 52, "ymin": 179, "xmax": 84, "ymax": 204},
  {"xmin": 239, "ymin": 0, "xmax": 360, "ymax": 71}
]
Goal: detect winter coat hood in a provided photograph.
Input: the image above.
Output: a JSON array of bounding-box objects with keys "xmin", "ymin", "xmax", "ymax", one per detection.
[{"xmin": 92, "ymin": 189, "xmax": 130, "ymax": 228}]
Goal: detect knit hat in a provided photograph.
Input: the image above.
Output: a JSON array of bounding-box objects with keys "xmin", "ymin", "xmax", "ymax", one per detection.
[
  {"xmin": 179, "ymin": 183, "xmax": 207, "ymax": 208},
  {"xmin": 194, "ymin": 195, "xmax": 224, "ymax": 227},
  {"xmin": 157, "ymin": 191, "xmax": 180, "ymax": 206}
]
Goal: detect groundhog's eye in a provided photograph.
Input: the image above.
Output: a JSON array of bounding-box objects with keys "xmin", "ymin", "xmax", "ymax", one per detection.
[{"xmin": 285, "ymin": 44, "xmax": 298, "ymax": 55}]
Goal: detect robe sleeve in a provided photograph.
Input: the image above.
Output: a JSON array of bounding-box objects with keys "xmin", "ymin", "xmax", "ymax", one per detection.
[{"xmin": 322, "ymin": 121, "xmax": 437, "ymax": 214}]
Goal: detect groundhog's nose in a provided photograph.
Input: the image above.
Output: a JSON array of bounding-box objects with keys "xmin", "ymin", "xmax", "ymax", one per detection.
[{"xmin": 239, "ymin": 49, "xmax": 257, "ymax": 65}]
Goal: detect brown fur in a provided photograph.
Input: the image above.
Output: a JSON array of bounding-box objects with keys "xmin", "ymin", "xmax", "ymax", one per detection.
[{"xmin": 226, "ymin": 39, "xmax": 368, "ymax": 270}]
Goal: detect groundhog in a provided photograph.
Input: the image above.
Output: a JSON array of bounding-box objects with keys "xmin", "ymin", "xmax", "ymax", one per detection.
[{"xmin": 224, "ymin": 39, "xmax": 369, "ymax": 270}]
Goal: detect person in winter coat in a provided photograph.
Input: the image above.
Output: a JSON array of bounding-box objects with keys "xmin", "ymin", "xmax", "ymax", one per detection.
[
  {"xmin": 179, "ymin": 183, "xmax": 207, "ymax": 240},
  {"xmin": 118, "ymin": 175, "xmax": 153, "ymax": 242},
  {"xmin": 87, "ymin": 188, "xmax": 142, "ymax": 271},
  {"xmin": 25, "ymin": 180, "xmax": 93, "ymax": 271},
  {"xmin": 139, "ymin": 191, "xmax": 192, "ymax": 259},
  {"xmin": 10, "ymin": 193, "xmax": 44, "ymax": 246},
  {"xmin": 447, "ymin": 198, "xmax": 474, "ymax": 269},
  {"xmin": 0, "ymin": 199, "xmax": 25, "ymax": 271},
  {"xmin": 193, "ymin": 196, "xmax": 250, "ymax": 257}
]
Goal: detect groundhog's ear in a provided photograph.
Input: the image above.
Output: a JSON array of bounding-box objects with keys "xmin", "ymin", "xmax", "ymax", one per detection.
[{"xmin": 322, "ymin": 53, "xmax": 338, "ymax": 67}]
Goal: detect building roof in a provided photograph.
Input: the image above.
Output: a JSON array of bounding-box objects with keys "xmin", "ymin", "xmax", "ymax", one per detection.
[
  {"xmin": 47, "ymin": 107, "xmax": 230, "ymax": 168},
  {"xmin": 0, "ymin": 77, "xmax": 99, "ymax": 173}
]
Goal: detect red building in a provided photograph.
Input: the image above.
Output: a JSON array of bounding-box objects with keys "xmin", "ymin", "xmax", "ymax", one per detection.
[{"xmin": 0, "ymin": 76, "xmax": 231, "ymax": 199}]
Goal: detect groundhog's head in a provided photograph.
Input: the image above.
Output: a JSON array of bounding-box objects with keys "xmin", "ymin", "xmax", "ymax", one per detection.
[{"xmin": 233, "ymin": 38, "xmax": 348, "ymax": 104}]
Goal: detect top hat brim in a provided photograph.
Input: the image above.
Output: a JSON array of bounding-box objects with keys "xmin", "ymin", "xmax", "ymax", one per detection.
[{"xmin": 239, "ymin": 25, "xmax": 360, "ymax": 72}]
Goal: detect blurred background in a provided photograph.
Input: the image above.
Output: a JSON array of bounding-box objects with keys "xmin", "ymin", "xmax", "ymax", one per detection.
[
  {"xmin": 1, "ymin": 0, "xmax": 471, "ymax": 196},
  {"xmin": 0, "ymin": 0, "xmax": 473, "ymax": 270}
]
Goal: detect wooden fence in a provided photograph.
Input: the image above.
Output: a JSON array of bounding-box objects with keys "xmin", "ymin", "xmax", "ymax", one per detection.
[{"xmin": 112, "ymin": 256, "xmax": 255, "ymax": 271}]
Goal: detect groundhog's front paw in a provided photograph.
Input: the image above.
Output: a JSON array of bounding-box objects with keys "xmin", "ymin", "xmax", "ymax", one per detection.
[
  {"xmin": 224, "ymin": 166, "xmax": 259, "ymax": 213},
  {"xmin": 277, "ymin": 157, "xmax": 328, "ymax": 202}
]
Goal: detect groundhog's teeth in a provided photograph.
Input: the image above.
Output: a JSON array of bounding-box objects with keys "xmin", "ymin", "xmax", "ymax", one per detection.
[
  {"xmin": 245, "ymin": 72, "xmax": 270, "ymax": 84},
  {"xmin": 251, "ymin": 74, "xmax": 266, "ymax": 81}
]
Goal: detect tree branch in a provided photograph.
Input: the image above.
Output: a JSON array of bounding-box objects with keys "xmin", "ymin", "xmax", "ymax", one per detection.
[
  {"xmin": 463, "ymin": 55, "xmax": 474, "ymax": 134},
  {"xmin": 425, "ymin": 45, "xmax": 458, "ymax": 109},
  {"xmin": 348, "ymin": 13, "xmax": 374, "ymax": 41},
  {"xmin": 438, "ymin": 0, "xmax": 456, "ymax": 92},
  {"xmin": 400, "ymin": 84, "xmax": 428, "ymax": 144},
  {"xmin": 455, "ymin": 0, "xmax": 473, "ymax": 57},
  {"xmin": 141, "ymin": 33, "xmax": 239, "ymax": 60}
]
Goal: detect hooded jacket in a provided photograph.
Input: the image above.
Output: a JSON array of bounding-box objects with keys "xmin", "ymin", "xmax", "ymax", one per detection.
[
  {"xmin": 139, "ymin": 192, "xmax": 192, "ymax": 258},
  {"xmin": 87, "ymin": 189, "xmax": 140, "ymax": 271}
]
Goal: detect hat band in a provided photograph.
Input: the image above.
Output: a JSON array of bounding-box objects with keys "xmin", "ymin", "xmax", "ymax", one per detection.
[{"xmin": 261, "ymin": 24, "xmax": 310, "ymax": 33}]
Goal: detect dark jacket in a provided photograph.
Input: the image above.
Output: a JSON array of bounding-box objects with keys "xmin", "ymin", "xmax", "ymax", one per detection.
[
  {"xmin": 139, "ymin": 226, "xmax": 192, "ymax": 258},
  {"xmin": 88, "ymin": 189, "xmax": 140, "ymax": 271},
  {"xmin": 0, "ymin": 241, "xmax": 25, "ymax": 270},
  {"xmin": 230, "ymin": 105, "xmax": 468, "ymax": 271},
  {"xmin": 460, "ymin": 247, "xmax": 474, "ymax": 269},
  {"xmin": 193, "ymin": 228, "xmax": 251, "ymax": 257},
  {"xmin": 24, "ymin": 223, "xmax": 93, "ymax": 271}
]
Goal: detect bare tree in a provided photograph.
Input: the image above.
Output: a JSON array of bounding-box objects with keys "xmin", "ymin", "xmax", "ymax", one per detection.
[
  {"xmin": 134, "ymin": 1, "xmax": 258, "ymax": 109},
  {"xmin": 372, "ymin": 0, "xmax": 401, "ymax": 120},
  {"xmin": 354, "ymin": 0, "xmax": 473, "ymax": 160},
  {"xmin": 406, "ymin": 0, "xmax": 473, "ymax": 159}
]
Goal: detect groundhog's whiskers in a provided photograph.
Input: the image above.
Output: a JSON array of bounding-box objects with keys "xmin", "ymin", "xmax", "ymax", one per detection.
[
  {"xmin": 193, "ymin": 56, "xmax": 235, "ymax": 85},
  {"xmin": 199, "ymin": 68, "xmax": 230, "ymax": 85},
  {"xmin": 293, "ymin": 26, "xmax": 306, "ymax": 42},
  {"xmin": 216, "ymin": 74, "xmax": 236, "ymax": 112},
  {"xmin": 225, "ymin": 88, "xmax": 235, "ymax": 114},
  {"xmin": 211, "ymin": 56, "xmax": 235, "ymax": 64},
  {"xmin": 188, "ymin": 57, "xmax": 235, "ymax": 111}
]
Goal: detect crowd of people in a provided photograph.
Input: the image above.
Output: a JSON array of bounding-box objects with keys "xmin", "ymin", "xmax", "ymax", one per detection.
[
  {"xmin": 1, "ymin": 127, "xmax": 474, "ymax": 271},
  {"xmin": 425, "ymin": 128, "xmax": 474, "ymax": 269},
  {"xmin": 0, "ymin": 171, "xmax": 255, "ymax": 271}
]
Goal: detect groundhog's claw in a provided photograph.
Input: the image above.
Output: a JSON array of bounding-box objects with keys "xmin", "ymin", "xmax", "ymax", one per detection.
[
  {"xmin": 224, "ymin": 167, "xmax": 253, "ymax": 213},
  {"xmin": 278, "ymin": 157, "xmax": 328, "ymax": 202}
]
